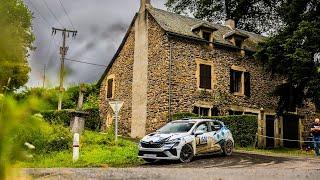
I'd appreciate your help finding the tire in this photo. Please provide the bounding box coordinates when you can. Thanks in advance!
[143,158,158,163]
[222,139,233,156]
[179,144,194,163]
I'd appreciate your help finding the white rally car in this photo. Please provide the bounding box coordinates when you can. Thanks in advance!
[138,118,234,163]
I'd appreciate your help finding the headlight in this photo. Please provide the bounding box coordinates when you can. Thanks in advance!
[164,138,181,148]
[165,138,181,144]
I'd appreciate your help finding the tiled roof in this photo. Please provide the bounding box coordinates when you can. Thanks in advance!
[147,6,266,51]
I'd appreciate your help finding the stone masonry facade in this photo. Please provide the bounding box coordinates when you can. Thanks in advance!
[99,1,317,147]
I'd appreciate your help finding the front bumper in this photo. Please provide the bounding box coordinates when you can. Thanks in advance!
[138,144,181,160]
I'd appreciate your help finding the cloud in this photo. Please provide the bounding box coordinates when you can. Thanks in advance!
[24,0,166,87]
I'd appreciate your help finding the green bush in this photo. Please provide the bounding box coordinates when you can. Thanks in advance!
[41,108,102,131]
[173,112,258,147]
[14,114,72,154]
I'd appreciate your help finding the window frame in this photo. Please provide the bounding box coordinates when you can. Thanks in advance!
[230,65,250,96]
[196,59,216,91]
[105,74,115,99]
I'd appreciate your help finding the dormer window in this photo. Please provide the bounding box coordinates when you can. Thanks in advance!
[191,22,217,45]
[202,31,212,42]
[235,38,243,48]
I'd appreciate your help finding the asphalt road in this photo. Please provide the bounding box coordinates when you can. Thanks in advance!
[23,152,320,180]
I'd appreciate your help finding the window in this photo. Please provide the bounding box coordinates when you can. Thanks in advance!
[195,123,209,133]
[199,64,212,89]
[202,31,211,42]
[106,78,113,98]
[193,106,219,116]
[196,59,216,91]
[235,38,243,48]
[228,110,243,115]
[230,67,250,96]
[209,121,222,131]
[232,70,242,93]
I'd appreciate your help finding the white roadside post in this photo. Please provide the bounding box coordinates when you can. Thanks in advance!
[73,133,80,162]
[109,101,124,142]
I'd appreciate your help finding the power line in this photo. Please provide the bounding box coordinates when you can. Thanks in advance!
[57,0,75,30]
[27,0,52,27]
[42,0,64,27]
[65,58,107,67]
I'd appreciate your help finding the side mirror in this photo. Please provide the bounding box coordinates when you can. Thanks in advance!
[194,130,204,136]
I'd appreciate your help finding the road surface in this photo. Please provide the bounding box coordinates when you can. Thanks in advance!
[23,152,320,180]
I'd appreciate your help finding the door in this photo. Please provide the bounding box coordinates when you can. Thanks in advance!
[266,115,275,148]
[194,122,211,154]
[283,114,299,148]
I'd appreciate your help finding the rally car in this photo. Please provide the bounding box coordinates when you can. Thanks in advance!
[138,118,234,163]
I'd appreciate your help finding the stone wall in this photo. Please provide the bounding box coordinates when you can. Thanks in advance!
[168,36,281,116]
[99,27,135,136]
[146,14,171,133]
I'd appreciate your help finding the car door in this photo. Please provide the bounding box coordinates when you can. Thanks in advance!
[208,121,224,151]
[194,122,212,154]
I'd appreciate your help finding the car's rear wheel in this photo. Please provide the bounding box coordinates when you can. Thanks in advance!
[222,139,233,156]
[179,144,194,163]
[143,158,157,163]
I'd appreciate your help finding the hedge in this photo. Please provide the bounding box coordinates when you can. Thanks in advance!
[41,108,102,131]
[173,112,258,147]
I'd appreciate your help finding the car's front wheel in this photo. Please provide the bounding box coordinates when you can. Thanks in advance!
[222,139,233,156]
[179,144,194,163]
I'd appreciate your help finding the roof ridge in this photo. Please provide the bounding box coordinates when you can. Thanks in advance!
[148,6,264,38]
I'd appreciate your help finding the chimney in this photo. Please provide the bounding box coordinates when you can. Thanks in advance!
[139,0,151,12]
[225,19,236,29]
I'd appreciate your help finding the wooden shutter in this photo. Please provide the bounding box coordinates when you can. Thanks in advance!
[244,72,251,97]
[199,64,211,89]
[107,79,113,98]
[230,69,234,93]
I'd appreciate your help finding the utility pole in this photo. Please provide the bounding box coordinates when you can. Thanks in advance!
[52,27,77,110]
[42,64,46,88]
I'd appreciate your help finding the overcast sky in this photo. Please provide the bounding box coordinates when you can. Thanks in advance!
[23,0,166,88]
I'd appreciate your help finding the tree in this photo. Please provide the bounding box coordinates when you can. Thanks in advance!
[0,0,34,93]
[255,0,320,114]
[165,0,281,34]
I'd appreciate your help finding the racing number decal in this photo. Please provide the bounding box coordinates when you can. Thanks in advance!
[200,135,208,144]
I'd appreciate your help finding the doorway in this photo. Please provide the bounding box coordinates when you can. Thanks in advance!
[282,114,299,148]
[266,115,275,148]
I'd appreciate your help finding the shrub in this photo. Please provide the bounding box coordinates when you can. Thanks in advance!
[172,112,258,147]
[15,114,72,154]
[41,108,102,131]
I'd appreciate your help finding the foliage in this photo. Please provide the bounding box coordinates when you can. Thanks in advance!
[16,131,142,168]
[41,108,102,131]
[0,0,34,92]
[14,83,100,110]
[255,0,320,114]
[165,0,281,34]
[0,95,45,179]
[15,115,72,154]
[173,113,258,147]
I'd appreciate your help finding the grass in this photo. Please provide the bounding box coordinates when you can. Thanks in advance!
[15,131,143,168]
[236,146,317,158]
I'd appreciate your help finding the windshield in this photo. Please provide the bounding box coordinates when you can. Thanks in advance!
[158,122,195,134]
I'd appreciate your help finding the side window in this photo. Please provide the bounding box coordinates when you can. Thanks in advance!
[209,122,222,131]
[195,123,209,133]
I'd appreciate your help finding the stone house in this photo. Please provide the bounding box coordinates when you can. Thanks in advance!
[98,0,317,148]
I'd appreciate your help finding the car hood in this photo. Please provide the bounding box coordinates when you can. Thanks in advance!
[141,132,189,143]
